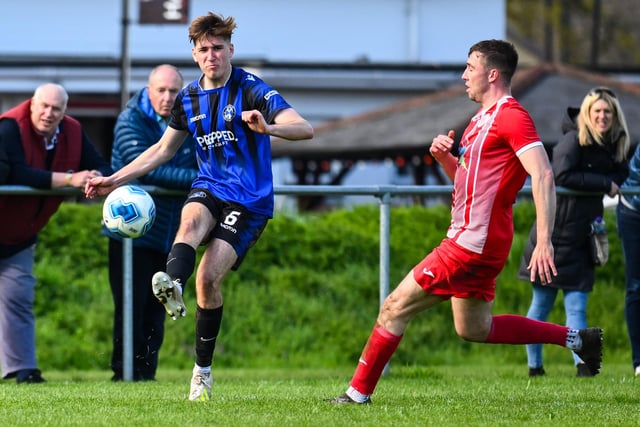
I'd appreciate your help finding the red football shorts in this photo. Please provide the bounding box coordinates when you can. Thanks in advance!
[412,238,506,302]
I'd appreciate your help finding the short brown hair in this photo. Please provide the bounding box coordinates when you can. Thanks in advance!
[468,39,518,85]
[188,12,237,45]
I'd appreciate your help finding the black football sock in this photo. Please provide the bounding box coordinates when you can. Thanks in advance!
[165,242,196,285]
[195,305,223,367]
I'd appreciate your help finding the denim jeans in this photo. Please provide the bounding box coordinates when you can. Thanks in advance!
[526,285,588,368]
[617,202,640,370]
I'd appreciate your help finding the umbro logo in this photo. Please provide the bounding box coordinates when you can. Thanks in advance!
[423,268,435,278]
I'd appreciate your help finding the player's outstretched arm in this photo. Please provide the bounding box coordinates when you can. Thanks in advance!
[85,128,187,199]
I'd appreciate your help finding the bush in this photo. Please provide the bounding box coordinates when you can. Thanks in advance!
[32,200,630,372]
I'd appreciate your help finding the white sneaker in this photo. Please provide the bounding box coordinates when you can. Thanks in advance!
[635,366,640,377]
[189,367,212,401]
[152,272,186,320]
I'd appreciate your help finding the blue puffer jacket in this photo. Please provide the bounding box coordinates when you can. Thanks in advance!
[622,144,640,210]
[103,87,198,253]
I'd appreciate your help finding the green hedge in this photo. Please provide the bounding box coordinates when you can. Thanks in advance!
[32,200,630,372]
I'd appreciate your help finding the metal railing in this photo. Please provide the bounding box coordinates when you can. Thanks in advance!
[1,184,638,380]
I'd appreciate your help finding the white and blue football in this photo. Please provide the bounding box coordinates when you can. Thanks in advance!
[102,185,156,238]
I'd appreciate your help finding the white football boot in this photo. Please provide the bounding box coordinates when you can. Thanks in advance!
[151,272,186,320]
[189,366,212,401]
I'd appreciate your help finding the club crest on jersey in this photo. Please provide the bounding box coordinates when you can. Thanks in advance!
[222,105,236,122]
[458,146,468,170]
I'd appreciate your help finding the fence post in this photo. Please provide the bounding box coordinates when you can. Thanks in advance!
[378,191,391,376]
[122,238,134,381]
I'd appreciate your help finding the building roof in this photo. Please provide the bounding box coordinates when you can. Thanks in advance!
[272,63,640,160]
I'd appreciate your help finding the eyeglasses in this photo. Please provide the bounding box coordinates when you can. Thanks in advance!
[589,87,616,98]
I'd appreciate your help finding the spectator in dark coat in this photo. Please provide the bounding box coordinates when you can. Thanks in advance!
[519,87,629,377]
[106,64,198,381]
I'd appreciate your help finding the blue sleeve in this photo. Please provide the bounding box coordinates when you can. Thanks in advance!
[244,81,292,124]
[168,89,190,132]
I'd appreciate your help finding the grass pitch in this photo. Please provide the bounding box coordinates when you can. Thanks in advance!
[1,364,638,426]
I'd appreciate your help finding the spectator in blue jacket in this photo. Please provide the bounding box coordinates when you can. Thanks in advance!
[617,144,640,377]
[106,64,197,381]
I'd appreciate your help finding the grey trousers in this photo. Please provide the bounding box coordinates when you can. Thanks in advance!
[0,245,37,378]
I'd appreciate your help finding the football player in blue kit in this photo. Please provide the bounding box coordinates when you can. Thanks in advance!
[85,11,313,400]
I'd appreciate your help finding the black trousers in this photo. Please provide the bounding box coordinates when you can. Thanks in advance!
[108,238,168,381]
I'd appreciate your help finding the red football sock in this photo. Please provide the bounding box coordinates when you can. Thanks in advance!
[350,323,403,395]
[485,314,569,345]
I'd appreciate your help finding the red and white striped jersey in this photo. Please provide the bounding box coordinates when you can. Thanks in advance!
[447,96,543,259]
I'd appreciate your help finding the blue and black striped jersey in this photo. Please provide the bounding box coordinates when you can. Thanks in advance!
[169,66,291,217]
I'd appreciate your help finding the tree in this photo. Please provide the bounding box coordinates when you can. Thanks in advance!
[508,0,640,69]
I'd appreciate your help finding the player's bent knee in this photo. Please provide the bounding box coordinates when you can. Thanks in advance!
[455,324,489,342]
